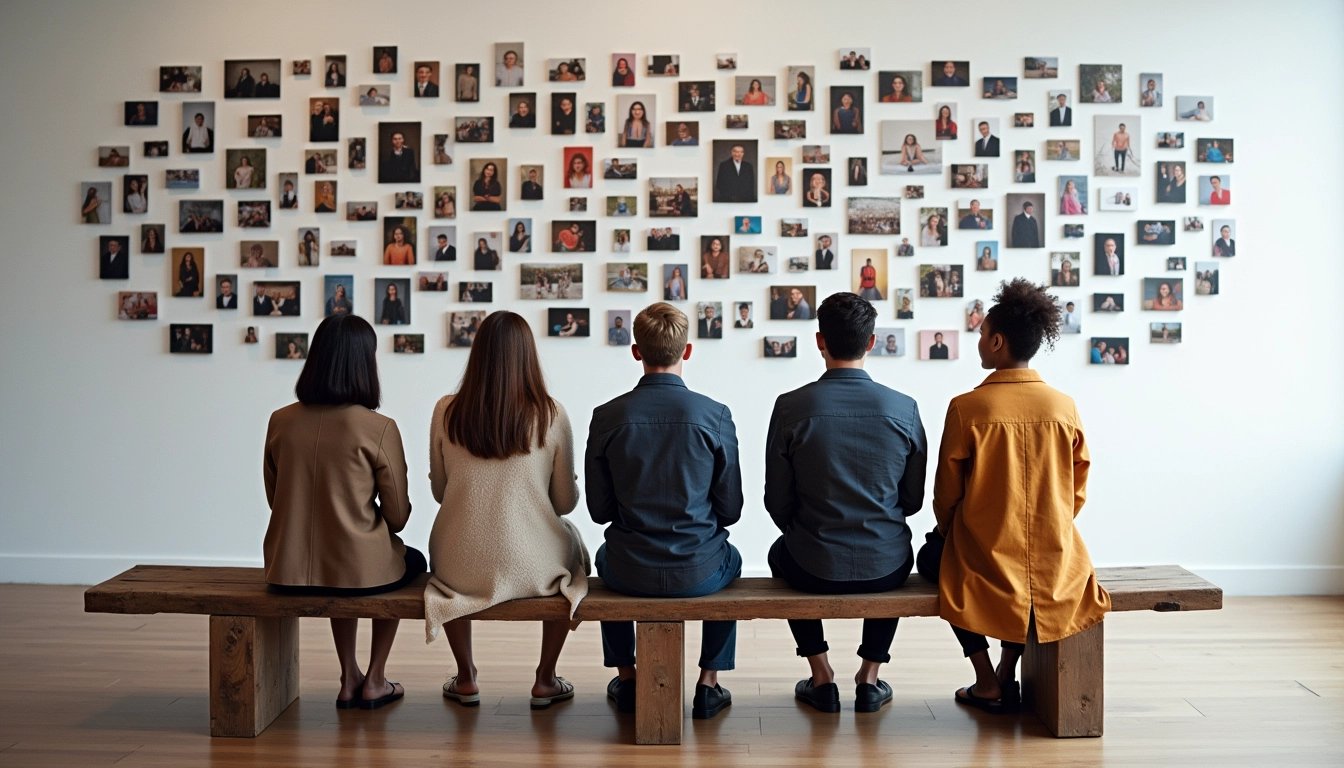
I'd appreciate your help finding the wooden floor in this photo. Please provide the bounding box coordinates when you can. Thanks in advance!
[1,586,1341,767]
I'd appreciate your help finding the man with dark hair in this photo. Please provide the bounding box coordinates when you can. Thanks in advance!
[586,302,743,721]
[1010,200,1041,248]
[713,143,756,203]
[973,121,1000,157]
[764,292,927,714]
[380,130,419,183]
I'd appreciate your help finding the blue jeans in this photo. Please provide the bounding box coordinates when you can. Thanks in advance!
[596,543,741,671]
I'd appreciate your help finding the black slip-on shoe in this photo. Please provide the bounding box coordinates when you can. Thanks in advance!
[855,680,893,713]
[794,678,841,713]
[606,676,635,713]
[692,683,732,719]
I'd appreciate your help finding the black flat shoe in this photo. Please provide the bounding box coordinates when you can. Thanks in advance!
[1001,680,1022,712]
[855,680,892,713]
[692,683,731,719]
[606,676,635,713]
[794,678,841,713]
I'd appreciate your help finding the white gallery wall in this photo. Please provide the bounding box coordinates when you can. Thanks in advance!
[1,0,1341,594]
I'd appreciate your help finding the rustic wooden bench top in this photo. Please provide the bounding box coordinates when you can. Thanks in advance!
[85,564,1221,620]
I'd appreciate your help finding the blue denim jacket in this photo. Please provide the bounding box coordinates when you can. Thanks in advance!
[586,373,742,592]
[764,368,927,581]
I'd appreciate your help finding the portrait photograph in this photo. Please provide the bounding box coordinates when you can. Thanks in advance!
[1024,57,1058,79]
[143,141,169,157]
[562,146,594,189]
[239,240,278,269]
[97,235,130,280]
[1168,256,1188,271]
[761,156,795,196]
[392,334,425,354]
[870,328,905,358]
[1079,64,1123,103]
[711,139,758,203]
[427,225,457,262]
[895,288,915,319]
[1051,251,1082,286]
[931,60,969,87]
[323,55,346,88]
[982,77,1018,99]
[377,122,421,184]
[454,63,480,102]
[120,174,148,215]
[1176,96,1214,122]
[448,312,487,347]
[699,235,731,279]
[612,229,631,252]
[457,281,492,302]
[1005,193,1046,248]
[547,58,586,82]
[606,262,649,292]
[879,120,941,175]
[1142,278,1185,311]
[170,324,213,355]
[647,227,679,250]
[678,80,716,112]
[506,93,536,129]
[551,220,596,253]
[117,292,157,320]
[1045,139,1081,161]
[225,148,266,190]
[503,218,530,254]
[1096,115,1142,176]
[248,114,281,138]
[1046,89,1074,127]
[238,200,271,228]
[739,246,776,274]
[244,326,259,344]
[1137,219,1176,246]
[956,197,993,231]
[303,148,337,175]
[1196,138,1233,163]
[431,134,452,165]
[1094,233,1126,276]
[603,310,634,346]
[1060,299,1081,334]
[918,330,959,361]
[668,120,700,146]
[275,332,308,360]
[374,277,411,325]
[802,145,831,164]
[1157,131,1185,149]
[725,113,748,129]
[357,84,390,107]
[950,164,988,189]
[1139,73,1163,107]
[615,94,656,148]
[1064,224,1085,239]
[729,301,754,329]
[433,186,458,217]
[394,190,422,210]
[470,232,502,270]
[331,240,356,257]
[662,264,689,301]
[296,227,320,267]
[779,66,816,111]
[917,207,949,247]
[716,53,737,70]
[1014,149,1036,183]
[124,101,158,127]
[382,216,417,265]
[323,276,354,316]
[550,92,578,135]
[181,101,215,154]
[734,216,762,234]
[773,120,805,140]
[648,176,698,217]
[177,200,223,233]
[1093,293,1124,312]
[838,48,872,70]
[416,272,449,292]
[734,76,776,107]
[764,337,797,358]
[918,264,963,298]
[604,158,636,179]
[253,280,299,316]
[966,299,986,332]
[852,249,887,301]
[294,60,312,77]
[1212,219,1236,258]
[1014,112,1035,128]
[346,201,377,221]
[412,61,440,98]
[373,46,398,74]
[830,86,864,134]
[611,54,636,87]
[648,54,679,77]
[224,59,281,99]
[1098,186,1137,211]
[1057,175,1089,215]
[520,263,583,300]
[782,218,808,237]
[848,197,901,235]
[159,66,202,93]
[98,146,129,167]
[1199,175,1232,205]
[1150,323,1182,344]
[1195,263,1220,296]
[801,167,832,208]
[138,223,165,254]
[971,118,1001,157]
[468,158,508,212]
[695,302,724,339]
[768,285,817,320]
[877,71,921,103]
[975,240,999,271]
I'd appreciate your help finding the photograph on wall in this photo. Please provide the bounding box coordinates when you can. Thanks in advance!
[1045,90,1073,126]
[700,235,730,279]
[373,45,398,74]
[661,264,689,301]
[80,181,112,224]
[971,118,1001,156]
[468,158,507,211]
[546,58,586,82]
[1024,57,1057,79]
[1005,193,1045,248]
[1060,299,1081,334]
[160,66,202,93]
[449,312,486,347]
[304,148,337,174]
[294,59,312,76]
[668,120,700,146]
[117,292,158,320]
[1090,337,1130,365]
[1198,175,1232,205]
[895,288,914,318]
[728,302,753,328]
[607,262,648,292]
[1157,131,1184,149]
[614,94,655,148]
[181,101,215,153]
[144,140,169,157]
[1196,138,1232,164]
[838,48,871,69]
[775,66,813,111]
[801,167,832,208]
[97,235,129,280]
[1064,224,1085,239]
[982,77,1017,99]
[648,54,679,76]
[966,299,986,332]
[918,264,963,298]
[1176,96,1214,121]
[1057,176,1088,215]
[323,276,354,316]
[933,103,958,140]
[457,281,491,302]
[918,207,948,247]
[1045,139,1080,161]
[1142,278,1185,311]
[546,308,589,337]
[124,101,158,126]
[830,86,863,134]
[1138,73,1163,107]
[170,324,213,354]
[1051,252,1081,286]
[769,286,817,320]
[1093,293,1124,312]
[551,220,596,252]
[323,55,346,87]
[331,240,356,257]
[725,113,748,129]
[611,53,635,86]
[213,275,238,311]
[239,240,278,268]
[247,114,281,138]
[139,223,164,254]
[225,149,266,190]
[348,138,367,169]
[504,219,530,253]
[647,227,679,250]
[1167,256,1188,271]
[1137,219,1175,245]
[739,246,776,274]
[1195,263,1220,296]
[696,302,724,339]
[1150,323,1181,344]
[847,157,868,186]
[431,186,457,218]
[551,92,577,135]
[848,197,901,235]
[734,216,761,234]
[950,164,987,189]
[392,334,425,354]
[918,330,958,360]
[975,241,998,271]
[430,134,453,166]
[275,332,308,360]
[604,157,636,179]
[238,200,271,228]
[411,61,440,98]
[394,190,422,210]
[511,94,539,130]
[874,71,919,104]
[253,280,300,316]
[1014,112,1034,127]
[931,60,969,86]
[759,156,793,195]
[224,59,280,98]
[178,200,223,233]
[612,229,631,252]
[648,177,698,217]
[956,197,992,230]
[120,175,148,214]
[562,146,594,189]
[605,310,632,345]
[97,146,129,167]
[346,201,377,221]
[782,218,809,238]
[764,337,797,358]
[1098,186,1137,211]
[852,249,887,301]
[454,63,480,101]
[382,217,416,265]
[1212,219,1236,258]
[785,254,809,272]
[308,97,339,141]
[711,140,758,203]
[378,122,421,183]
[870,328,905,357]
[470,233,501,270]
[678,80,715,112]
[1094,115,1140,176]
[296,228,319,266]
[373,278,410,325]
[1094,233,1125,276]
[520,263,583,300]
[244,326,259,344]
[1079,64,1122,103]
[734,76,776,106]
[1013,149,1036,182]
[358,84,391,106]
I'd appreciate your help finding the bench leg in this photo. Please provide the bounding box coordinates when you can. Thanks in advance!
[1022,619,1103,737]
[209,615,299,737]
[634,621,684,745]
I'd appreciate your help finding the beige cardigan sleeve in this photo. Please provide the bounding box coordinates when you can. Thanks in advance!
[549,404,580,516]
[428,395,451,505]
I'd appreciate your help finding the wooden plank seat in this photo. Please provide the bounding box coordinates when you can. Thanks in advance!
[85,564,1221,743]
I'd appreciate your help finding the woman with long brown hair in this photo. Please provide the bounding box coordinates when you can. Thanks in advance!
[426,311,588,710]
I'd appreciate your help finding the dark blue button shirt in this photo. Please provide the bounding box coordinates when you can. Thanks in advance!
[764,368,927,581]
[586,373,743,592]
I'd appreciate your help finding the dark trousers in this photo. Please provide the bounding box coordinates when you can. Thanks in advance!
[767,537,912,663]
[949,622,1026,658]
[1114,149,1126,171]
[268,546,427,597]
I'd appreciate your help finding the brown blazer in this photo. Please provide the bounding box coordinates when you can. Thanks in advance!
[263,403,412,589]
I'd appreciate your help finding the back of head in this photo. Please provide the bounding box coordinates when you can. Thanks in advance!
[295,314,380,408]
[446,311,554,458]
[634,302,688,367]
[817,292,875,360]
[985,278,1061,361]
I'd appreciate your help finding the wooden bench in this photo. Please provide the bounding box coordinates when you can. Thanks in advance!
[84,564,1220,744]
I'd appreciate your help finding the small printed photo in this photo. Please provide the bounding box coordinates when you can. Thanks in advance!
[1006,193,1046,248]
[1093,293,1124,312]
[458,281,492,302]
[607,309,632,345]
[392,334,425,354]
[346,201,378,221]
[1023,57,1058,79]
[98,235,130,280]
[124,101,158,126]
[816,232,839,267]
[1176,96,1214,122]
[1014,149,1036,182]
[662,264,689,301]
[878,71,921,103]
[468,157,507,211]
[766,157,794,195]
[1063,224,1085,239]
[181,101,216,151]
[1212,219,1236,257]
[648,54,680,76]
[895,288,915,318]
[1089,337,1130,365]
[880,119,944,174]
[238,200,271,228]
[918,263,963,297]
[117,291,158,320]
[470,232,502,270]
[716,53,737,70]
[734,216,762,234]
[735,76,776,106]
[347,137,367,169]
[303,148,337,174]
[781,218,808,237]
[870,328,906,357]
[904,186,924,199]
[739,246,777,274]
[649,176,698,217]
[1196,138,1233,163]
[966,299,986,332]
[248,114,282,138]
[647,226,680,250]
[612,229,632,252]
[774,120,806,140]
[1094,233,1125,275]
[374,277,411,325]
[918,330,958,360]
[412,61,440,98]
[679,80,716,112]
[275,332,308,360]
[1195,263,1220,296]
[417,271,449,292]
[1094,115,1141,176]
[615,94,656,148]
[668,120,700,145]
[1060,299,1082,334]
[395,190,423,210]
[1051,251,1081,286]
[550,92,577,135]
[454,63,480,101]
[1058,176,1089,215]
[160,66,203,93]
[1139,73,1163,107]
[226,148,266,189]
[802,145,831,164]
[382,217,417,265]
[732,301,755,328]
[297,227,320,267]
[170,324,213,354]
[611,54,636,87]
[1143,278,1184,311]
[975,241,998,271]
[1150,323,1182,344]
[918,207,949,247]
[140,223,165,253]
[847,157,869,186]
[607,262,649,292]
[786,255,810,272]
[848,197,902,235]
[1047,90,1073,126]
[562,146,594,189]
[956,197,992,230]
[143,141,169,157]
[432,134,453,165]
[1099,186,1138,211]
[448,312,487,347]
[725,113,748,129]
[950,163,988,189]
[801,167,832,208]
[455,116,493,143]
[324,276,354,316]
[764,336,798,358]
[831,87,864,133]
[551,220,596,252]
[520,262,583,300]
[769,285,817,320]
[239,240,278,268]
[1156,131,1185,149]
[99,146,130,167]
[547,58,586,82]
[504,219,530,253]
[178,200,223,233]
[787,66,816,110]
[122,174,149,214]
[1014,112,1035,128]
[1079,64,1122,103]
[839,48,872,70]
[696,302,724,339]
[331,240,356,257]
[308,98,340,143]
[224,59,281,99]
[853,249,887,300]
[982,77,1018,99]
[931,60,969,86]
[244,326,259,344]
[1137,219,1175,245]
[1167,256,1188,271]
[373,45,398,75]
[434,186,458,217]
[604,157,637,179]
[1199,175,1232,205]
[323,56,346,87]
[1045,139,1081,161]
[253,280,300,316]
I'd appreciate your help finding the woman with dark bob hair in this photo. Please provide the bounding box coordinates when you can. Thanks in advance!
[426,311,589,710]
[263,313,426,710]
